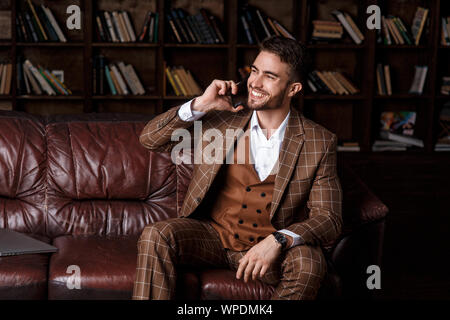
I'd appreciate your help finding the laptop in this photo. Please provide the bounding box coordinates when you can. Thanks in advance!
[0,228,58,257]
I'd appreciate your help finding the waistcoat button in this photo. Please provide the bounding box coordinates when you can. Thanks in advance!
[239,219,243,224]
[234,234,239,239]
[246,187,251,192]
[261,192,266,197]
[256,209,262,214]
[242,204,247,209]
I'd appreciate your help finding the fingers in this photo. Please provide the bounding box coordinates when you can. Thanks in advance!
[243,261,256,283]
[236,256,248,280]
[259,264,268,279]
[252,263,263,281]
[214,80,238,96]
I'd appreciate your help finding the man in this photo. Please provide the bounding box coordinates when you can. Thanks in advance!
[133,36,342,300]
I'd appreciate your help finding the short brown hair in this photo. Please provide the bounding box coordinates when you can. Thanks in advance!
[259,36,309,83]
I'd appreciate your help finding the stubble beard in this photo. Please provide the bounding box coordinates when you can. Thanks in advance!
[246,85,288,111]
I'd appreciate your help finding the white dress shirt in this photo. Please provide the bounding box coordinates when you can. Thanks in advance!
[177,99,304,248]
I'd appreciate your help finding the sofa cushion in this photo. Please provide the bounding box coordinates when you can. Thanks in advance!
[48,235,139,299]
[0,233,51,300]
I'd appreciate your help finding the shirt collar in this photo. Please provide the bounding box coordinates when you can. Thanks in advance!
[250,109,291,142]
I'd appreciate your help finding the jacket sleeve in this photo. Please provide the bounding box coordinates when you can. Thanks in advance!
[139,105,196,153]
[285,134,343,247]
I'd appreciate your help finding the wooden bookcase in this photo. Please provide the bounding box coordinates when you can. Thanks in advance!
[0,0,449,154]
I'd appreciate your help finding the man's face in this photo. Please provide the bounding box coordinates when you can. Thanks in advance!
[246,51,292,110]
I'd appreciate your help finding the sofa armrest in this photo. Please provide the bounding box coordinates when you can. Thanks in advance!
[340,165,389,236]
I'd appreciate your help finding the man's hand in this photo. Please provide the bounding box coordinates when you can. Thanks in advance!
[192,79,245,114]
[236,234,283,283]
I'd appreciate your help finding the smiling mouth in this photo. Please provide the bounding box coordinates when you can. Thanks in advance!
[250,88,268,99]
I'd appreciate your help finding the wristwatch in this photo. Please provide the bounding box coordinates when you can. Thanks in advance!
[272,231,287,250]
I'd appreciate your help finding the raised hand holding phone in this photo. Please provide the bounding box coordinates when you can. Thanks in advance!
[191,79,246,114]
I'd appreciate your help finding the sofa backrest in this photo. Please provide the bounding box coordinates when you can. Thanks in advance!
[0,112,46,235]
[0,112,180,238]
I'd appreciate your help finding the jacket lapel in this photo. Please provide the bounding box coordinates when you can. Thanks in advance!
[270,107,305,220]
[182,109,252,217]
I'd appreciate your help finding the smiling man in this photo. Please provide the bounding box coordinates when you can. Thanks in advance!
[133,36,342,300]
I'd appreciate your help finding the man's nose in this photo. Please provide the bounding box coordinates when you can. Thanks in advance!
[251,74,263,88]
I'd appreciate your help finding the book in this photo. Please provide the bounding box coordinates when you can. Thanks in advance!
[412,7,428,45]
[166,66,181,96]
[167,14,182,43]
[409,66,428,94]
[380,111,417,136]
[104,65,117,95]
[104,11,118,42]
[138,12,151,42]
[121,11,136,42]
[23,62,41,94]
[384,65,392,95]
[126,64,145,95]
[24,59,55,95]
[380,130,424,147]
[331,10,362,44]
[26,0,48,41]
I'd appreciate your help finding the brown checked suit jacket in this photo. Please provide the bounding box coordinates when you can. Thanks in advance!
[139,104,342,248]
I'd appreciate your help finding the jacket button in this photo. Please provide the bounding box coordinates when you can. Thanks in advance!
[253,223,258,228]
[256,209,262,214]
[249,237,255,242]
[242,204,247,209]
[234,234,239,239]
[238,219,243,224]
[261,192,266,197]
[246,187,251,192]
[196,197,202,203]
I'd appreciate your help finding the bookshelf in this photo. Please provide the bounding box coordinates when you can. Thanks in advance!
[0,0,449,154]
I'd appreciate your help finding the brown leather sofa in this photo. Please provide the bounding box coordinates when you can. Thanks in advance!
[0,110,388,300]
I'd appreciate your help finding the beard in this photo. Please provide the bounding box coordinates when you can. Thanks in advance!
[246,85,289,111]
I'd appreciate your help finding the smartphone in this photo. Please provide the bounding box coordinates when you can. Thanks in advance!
[230,76,249,109]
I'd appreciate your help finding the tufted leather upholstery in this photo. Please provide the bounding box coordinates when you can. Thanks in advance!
[0,111,388,300]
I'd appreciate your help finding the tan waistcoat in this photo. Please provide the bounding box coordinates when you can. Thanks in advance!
[209,121,277,251]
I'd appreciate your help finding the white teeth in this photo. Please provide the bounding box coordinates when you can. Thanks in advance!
[251,90,266,98]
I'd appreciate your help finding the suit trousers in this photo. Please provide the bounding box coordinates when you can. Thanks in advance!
[132,217,327,300]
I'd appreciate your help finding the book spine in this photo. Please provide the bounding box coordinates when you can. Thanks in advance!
[200,8,219,43]
[42,5,67,42]
[15,16,24,42]
[209,15,225,43]
[27,0,48,41]
[24,12,39,42]
[256,9,271,39]
[118,61,137,95]
[23,63,41,94]
[153,13,159,43]
[332,10,361,44]
[98,11,111,42]
[110,63,129,94]
[104,65,117,95]
[240,15,254,44]
[186,15,201,44]
[126,64,145,95]
[18,14,30,42]
[96,15,105,42]
[122,11,136,42]
[37,5,58,41]
[148,14,155,43]
[177,9,196,43]
[171,10,189,43]
[167,14,182,43]
[104,11,118,42]
[165,66,180,96]
[99,56,105,95]
[138,12,151,42]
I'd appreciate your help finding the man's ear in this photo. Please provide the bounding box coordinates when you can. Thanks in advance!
[288,82,302,97]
